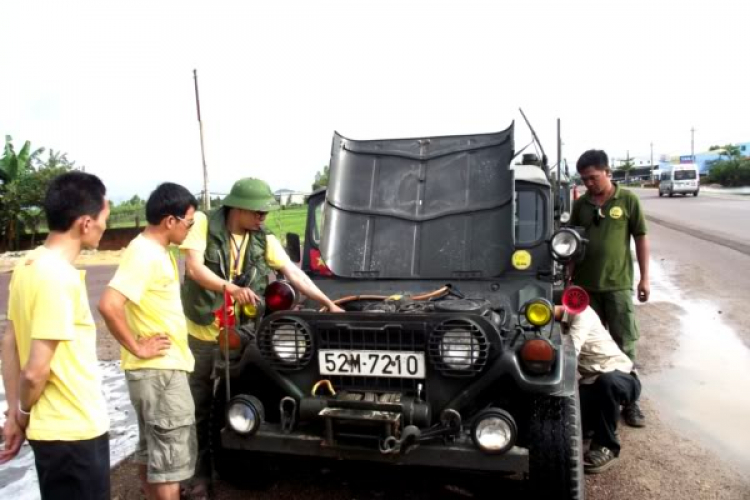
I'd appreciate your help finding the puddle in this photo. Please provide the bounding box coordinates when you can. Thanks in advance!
[643,259,750,471]
[0,361,137,499]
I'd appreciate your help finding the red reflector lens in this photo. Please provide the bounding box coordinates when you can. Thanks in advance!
[218,327,242,351]
[521,339,555,362]
[265,281,296,311]
[562,285,590,315]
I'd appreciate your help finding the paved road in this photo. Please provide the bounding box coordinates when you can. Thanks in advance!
[631,187,750,255]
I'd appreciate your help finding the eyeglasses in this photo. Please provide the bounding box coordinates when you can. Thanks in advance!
[252,211,269,218]
[593,207,605,226]
[176,216,195,228]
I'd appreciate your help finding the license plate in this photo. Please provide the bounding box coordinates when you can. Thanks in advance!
[318,350,425,379]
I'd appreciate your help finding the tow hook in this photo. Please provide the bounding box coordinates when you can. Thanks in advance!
[379,410,463,455]
[379,425,421,455]
[280,397,297,434]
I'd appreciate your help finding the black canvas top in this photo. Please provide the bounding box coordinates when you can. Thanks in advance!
[321,123,515,279]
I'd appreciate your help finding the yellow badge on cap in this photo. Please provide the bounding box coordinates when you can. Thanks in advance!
[609,206,623,219]
[512,250,532,270]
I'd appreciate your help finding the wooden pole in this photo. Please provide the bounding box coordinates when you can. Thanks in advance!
[194,69,211,211]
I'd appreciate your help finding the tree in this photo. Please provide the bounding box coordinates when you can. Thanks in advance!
[0,137,74,249]
[617,158,636,184]
[709,144,741,160]
[312,165,330,191]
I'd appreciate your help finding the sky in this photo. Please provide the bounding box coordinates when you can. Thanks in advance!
[1,0,748,202]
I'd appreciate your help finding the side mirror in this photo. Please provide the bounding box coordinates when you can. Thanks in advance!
[285,232,301,264]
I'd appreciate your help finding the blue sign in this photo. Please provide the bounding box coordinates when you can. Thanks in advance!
[680,155,695,163]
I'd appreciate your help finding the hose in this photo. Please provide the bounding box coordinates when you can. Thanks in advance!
[319,286,450,312]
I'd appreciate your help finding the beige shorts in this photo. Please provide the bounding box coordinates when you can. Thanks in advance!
[126,369,197,483]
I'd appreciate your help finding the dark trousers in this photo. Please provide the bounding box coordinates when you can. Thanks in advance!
[579,372,641,455]
[29,432,110,500]
[188,336,219,481]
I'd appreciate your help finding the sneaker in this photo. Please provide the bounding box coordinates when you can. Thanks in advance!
[584,444,619,474]
[622,401,646,428]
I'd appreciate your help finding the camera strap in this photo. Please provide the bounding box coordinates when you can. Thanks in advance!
[229,232,248,279]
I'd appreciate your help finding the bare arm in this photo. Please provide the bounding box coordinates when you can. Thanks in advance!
[280,263,344,312]
[98,287,171,359]
[184,249,256,305]
[634,235,650,302]
[0,322,25,463]
[19,338,59,419]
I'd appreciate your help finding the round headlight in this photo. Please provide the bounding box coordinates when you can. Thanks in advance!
[227,395,264,435]
[550,228,583,261]
[272,323,309,363]
[551,230,579,260]
[439,330,479,371]
[524,299,553,327]
[471,409,517,454]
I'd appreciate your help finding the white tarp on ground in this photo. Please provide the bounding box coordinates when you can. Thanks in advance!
[0,361,137,500]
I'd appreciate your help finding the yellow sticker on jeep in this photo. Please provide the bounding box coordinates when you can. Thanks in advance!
[512,250,532,270]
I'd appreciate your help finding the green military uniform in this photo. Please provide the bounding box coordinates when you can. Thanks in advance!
[570,183,647,361]
[180,178,279,488]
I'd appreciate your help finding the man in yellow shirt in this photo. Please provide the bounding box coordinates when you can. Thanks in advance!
[180,177,343,498]
[99,183,198,500]
[1,172,111,500]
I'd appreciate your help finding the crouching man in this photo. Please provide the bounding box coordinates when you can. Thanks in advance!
[99,183,199,499]
[556,305,642,474]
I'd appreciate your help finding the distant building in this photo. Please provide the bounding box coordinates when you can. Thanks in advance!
[657,142,750,176]
[611,156,658,183]
[274,189,310,207]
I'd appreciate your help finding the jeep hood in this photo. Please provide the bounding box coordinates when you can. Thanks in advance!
[321,123,515,279]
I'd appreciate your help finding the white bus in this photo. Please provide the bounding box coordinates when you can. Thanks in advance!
[658,163,700,197]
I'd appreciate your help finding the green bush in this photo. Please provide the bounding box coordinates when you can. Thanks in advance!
[707,159,750,187]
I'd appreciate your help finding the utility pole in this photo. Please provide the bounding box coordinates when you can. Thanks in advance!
[650,142,654,180]
[691,126,695,159]
[650,143,653,167]
[194,69,211,211]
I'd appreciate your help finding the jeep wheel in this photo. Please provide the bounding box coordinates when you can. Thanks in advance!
[658,190,664,197]
[528,392,584,500]
[694,190,699,197]
[668,190,674,197]
[210,382,275,488]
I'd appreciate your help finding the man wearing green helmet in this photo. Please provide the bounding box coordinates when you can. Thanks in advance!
[179,177,343,499]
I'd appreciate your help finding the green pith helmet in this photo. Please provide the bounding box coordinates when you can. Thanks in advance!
[223,177,280,212]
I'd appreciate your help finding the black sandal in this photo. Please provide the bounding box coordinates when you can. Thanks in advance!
[584,445,619,474]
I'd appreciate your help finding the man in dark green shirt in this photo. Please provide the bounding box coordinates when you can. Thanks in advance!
[570,149,650,428]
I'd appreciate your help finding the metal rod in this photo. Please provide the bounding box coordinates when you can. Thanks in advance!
[194,69,211,211]
[518,108,549,178]
[556,118,562,212]
[223,286,230,401]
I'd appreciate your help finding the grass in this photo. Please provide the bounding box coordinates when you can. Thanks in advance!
[265,207,307,240]
[19,206,310,245]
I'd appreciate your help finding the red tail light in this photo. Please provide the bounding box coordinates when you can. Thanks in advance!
[562,285,589,315]
[265,281,296,312]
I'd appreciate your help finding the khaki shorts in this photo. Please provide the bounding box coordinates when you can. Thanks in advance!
[126,369,197,483]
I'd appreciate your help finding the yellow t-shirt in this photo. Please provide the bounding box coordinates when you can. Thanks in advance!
[108,234,195,372]
[7,246,109,441]
[179,211,291,342]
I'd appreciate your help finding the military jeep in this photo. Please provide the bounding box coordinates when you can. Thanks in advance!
[212,122,585,499]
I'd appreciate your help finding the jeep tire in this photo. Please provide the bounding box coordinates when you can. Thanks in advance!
[528,392,585,500]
